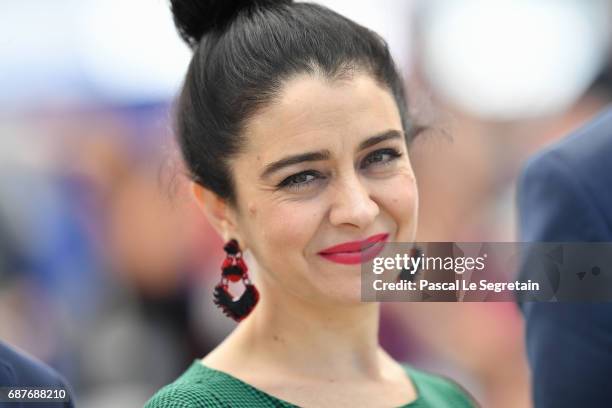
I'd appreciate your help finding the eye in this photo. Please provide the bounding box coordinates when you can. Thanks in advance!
[360,148,403,169]
[276,170,325,191]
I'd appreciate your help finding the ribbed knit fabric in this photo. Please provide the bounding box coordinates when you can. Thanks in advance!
[145,360,476,407]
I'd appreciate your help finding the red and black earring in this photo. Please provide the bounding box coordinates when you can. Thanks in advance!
[213,239,260,322]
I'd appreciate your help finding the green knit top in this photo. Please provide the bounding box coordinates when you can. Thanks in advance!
[145,360,476,407]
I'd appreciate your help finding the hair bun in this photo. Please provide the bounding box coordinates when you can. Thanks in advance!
[170,0,293,49]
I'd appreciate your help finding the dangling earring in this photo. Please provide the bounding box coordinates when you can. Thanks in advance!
[397,245,423,282]
[213,239,259,322]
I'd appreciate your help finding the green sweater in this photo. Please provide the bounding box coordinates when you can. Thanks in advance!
[145,360,476,407]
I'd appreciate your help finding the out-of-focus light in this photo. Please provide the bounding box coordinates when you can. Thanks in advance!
[0,0,412,108]
[0,0,191,108]
[420,0,611,120]
[76,0,191,103]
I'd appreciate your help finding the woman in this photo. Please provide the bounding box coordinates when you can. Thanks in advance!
[146,0,476,406]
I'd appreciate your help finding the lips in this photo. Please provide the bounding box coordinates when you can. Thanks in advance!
[318,233,389,265]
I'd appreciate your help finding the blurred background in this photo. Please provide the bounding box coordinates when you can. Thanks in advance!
[0,0,610,406]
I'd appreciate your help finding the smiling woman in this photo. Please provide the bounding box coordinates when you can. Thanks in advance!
[145,1,476,407]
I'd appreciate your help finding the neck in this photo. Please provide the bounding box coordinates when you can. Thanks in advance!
[228,278,386,381]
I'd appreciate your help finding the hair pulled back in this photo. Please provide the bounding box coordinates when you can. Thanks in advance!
[170,0,412,207]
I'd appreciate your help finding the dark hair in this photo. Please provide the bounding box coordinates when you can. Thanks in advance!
[170,0,414,208]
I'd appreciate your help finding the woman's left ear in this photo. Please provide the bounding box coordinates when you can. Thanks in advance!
[191,181,243,244]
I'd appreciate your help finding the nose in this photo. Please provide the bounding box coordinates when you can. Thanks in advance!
[328,172,379,229]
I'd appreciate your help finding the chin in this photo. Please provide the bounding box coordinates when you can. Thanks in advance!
[317,279,367,306]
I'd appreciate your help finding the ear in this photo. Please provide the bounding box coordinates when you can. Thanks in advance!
[191,181,242,244]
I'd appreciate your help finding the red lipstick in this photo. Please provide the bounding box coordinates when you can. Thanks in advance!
[318,233,389,265]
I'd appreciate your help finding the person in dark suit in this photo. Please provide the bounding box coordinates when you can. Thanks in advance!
[0,341,74,407]
[516,106,612,407]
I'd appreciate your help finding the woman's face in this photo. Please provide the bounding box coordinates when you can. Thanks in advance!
[229,73,418,305]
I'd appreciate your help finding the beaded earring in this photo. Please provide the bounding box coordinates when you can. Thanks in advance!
[213,239,260,321]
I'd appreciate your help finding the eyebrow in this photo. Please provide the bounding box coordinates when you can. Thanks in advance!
[259,129,403,180]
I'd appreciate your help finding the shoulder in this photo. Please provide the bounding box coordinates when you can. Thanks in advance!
[0,341,67,387]
[145,382,223,408]
[0,342,75,407]
[404,365,477,408]
[520,105,612,186]
[517,106,612,240]
[546,105,612,164]
[145,362,243,408]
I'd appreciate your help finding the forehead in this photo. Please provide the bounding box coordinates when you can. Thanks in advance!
[242,73,403,157]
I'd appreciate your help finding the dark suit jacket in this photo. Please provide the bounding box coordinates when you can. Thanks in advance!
[517,106,612,408]
[0,341,74,408]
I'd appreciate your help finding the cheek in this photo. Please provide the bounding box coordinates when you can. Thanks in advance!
[395,175,418,211]
[247,198,323,256]
[246,199,327,294]
[379,173,418,232]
